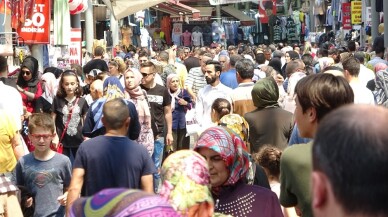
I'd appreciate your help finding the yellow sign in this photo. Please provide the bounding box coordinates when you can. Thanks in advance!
[351,1,362,24]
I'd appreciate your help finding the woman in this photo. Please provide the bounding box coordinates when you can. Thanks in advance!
[210,98,231,125]
[195,126,283,217]
[16,56,43,115]
[70,188,180,217]
[82,77,140,140]
[35,72,58,113]
[124,68,154,156]
[160,150,215,217]
[167,74,192,151]
[281,51,299,78]
[108,57,127,87]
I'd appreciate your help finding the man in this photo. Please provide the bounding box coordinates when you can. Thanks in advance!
[196,60,232,130]
[140,61,173,192]
[367,35,388,67]
[89,79,103,102]
[342,56,375,105]
[218,54,230,73]
[264,48,272,63]
[157,51,176,86]
[0,56,24,174]
[231,59,256,116]
[67,98,156,214]
[228,45,237,56]
[183,47,201,72]
[185,52,213,102]
[354,52,375,87]
[220,54,243,89]
[281,60,306,113]
[311,105,388,217]
[82,46,109,76]
[280,73,354,217]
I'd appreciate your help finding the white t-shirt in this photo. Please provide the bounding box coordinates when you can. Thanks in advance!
[350,81,375,105]
[0,81,23,130]
[358,64,375,87]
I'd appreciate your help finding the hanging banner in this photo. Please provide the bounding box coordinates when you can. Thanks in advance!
[209,0,255,5]
[17,0,50,44]
[258,0,277,24]
[342,3,352,30]
[68,28,82,65]
[351,1,362,24]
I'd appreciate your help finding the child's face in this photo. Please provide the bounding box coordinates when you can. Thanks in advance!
[62,75,78,96]
[29,127,55,152]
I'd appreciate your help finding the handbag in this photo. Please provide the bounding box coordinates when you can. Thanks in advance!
[51,98,79,153]
[0,37,13,56]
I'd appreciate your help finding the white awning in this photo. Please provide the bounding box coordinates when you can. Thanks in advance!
[102,0,167,20]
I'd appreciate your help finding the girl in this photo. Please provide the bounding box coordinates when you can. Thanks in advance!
[52,70,89,162]
[35,72,58,113]
[167,74,192,151]
[124,68,154,156]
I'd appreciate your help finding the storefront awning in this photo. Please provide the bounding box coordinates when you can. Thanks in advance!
[102,0,167,20]
[153,0,202,19]
[221,6,255,26]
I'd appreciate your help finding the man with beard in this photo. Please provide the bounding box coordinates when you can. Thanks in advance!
[195,60,233,131]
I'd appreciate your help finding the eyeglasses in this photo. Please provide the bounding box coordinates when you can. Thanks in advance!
[30,134,54,140]
[22,70,31,76]
[141,72,154,77]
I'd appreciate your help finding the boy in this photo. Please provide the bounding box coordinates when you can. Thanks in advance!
[15,113,71,216]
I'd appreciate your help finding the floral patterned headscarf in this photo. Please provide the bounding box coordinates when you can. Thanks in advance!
[70,188,180,217]
[194,126,251,187]
[160,150,213,214]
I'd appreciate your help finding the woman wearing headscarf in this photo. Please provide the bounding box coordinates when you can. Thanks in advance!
[16,56,43,114]
[160,150,216,217]
[124,68,154,156]
[82,77,140,140]
[69,188,180,217]
[167,73,192,151]
[244,77,294,153]
[35,72,58,113]
[195,126,283,217]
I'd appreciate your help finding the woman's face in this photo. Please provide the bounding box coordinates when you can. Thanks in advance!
[21,67,32,81]
[285,53,291,63]
[109,63,119,76]
[62,75,78,96]
[124,70,137,90]
[197,147,229,187]
[169,77,179,92]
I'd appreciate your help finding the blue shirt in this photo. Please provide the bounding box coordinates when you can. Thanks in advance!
[220,68,238,89]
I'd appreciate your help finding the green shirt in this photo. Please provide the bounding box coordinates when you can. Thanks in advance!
[280,141,313,217]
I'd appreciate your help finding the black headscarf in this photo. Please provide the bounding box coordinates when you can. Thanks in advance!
[17,56,40,92]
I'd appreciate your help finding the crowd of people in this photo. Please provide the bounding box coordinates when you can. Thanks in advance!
[1,31,388,217]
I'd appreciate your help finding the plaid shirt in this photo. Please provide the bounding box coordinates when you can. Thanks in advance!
[0,174,18,194]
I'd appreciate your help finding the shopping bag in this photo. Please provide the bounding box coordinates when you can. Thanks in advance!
[185,107,200,136]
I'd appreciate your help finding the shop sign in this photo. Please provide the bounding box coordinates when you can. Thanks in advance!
[351,1,362,25]
[172,23,182,35]
[68,28,82,65]
[17,0,50,44]
[257,0,276,24]
[171,16,210,22]
[342,3,352,30]
[364,7,371,26]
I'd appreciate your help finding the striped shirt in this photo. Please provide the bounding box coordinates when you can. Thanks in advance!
[184,67,207,96]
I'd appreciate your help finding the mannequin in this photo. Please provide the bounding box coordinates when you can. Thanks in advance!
[171,24,182,46]
[182,30,192,47]
[192,29,204,47]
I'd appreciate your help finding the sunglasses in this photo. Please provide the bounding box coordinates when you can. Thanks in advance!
[22,70,31,76]
[30,134,54,140]
[141,72,154,77]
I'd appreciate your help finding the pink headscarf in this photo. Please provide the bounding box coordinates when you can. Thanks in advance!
[40,72,58,104]
[374,63,388,73]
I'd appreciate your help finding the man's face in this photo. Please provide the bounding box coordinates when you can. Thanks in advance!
[184,49,190,58]
[204,64,219,85]
[219,56,228,71]
[138,56,148,64]
[201,56,212,73]
[140,66,155,85]
[210,49,216,59]
[295,96,311,138]
[264,51,271,61]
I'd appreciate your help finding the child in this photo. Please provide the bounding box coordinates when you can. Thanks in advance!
[15,113,71,217]
[52,70,89,162]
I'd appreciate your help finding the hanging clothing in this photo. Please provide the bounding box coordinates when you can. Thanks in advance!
[54,0,71,45]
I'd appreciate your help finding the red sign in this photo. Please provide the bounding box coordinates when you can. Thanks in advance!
[68,28,82,65]
[342,3,352,30]
[17,0,50,44]
[258,0,276,24]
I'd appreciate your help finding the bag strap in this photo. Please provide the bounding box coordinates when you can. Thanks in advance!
[59,98,79,143]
